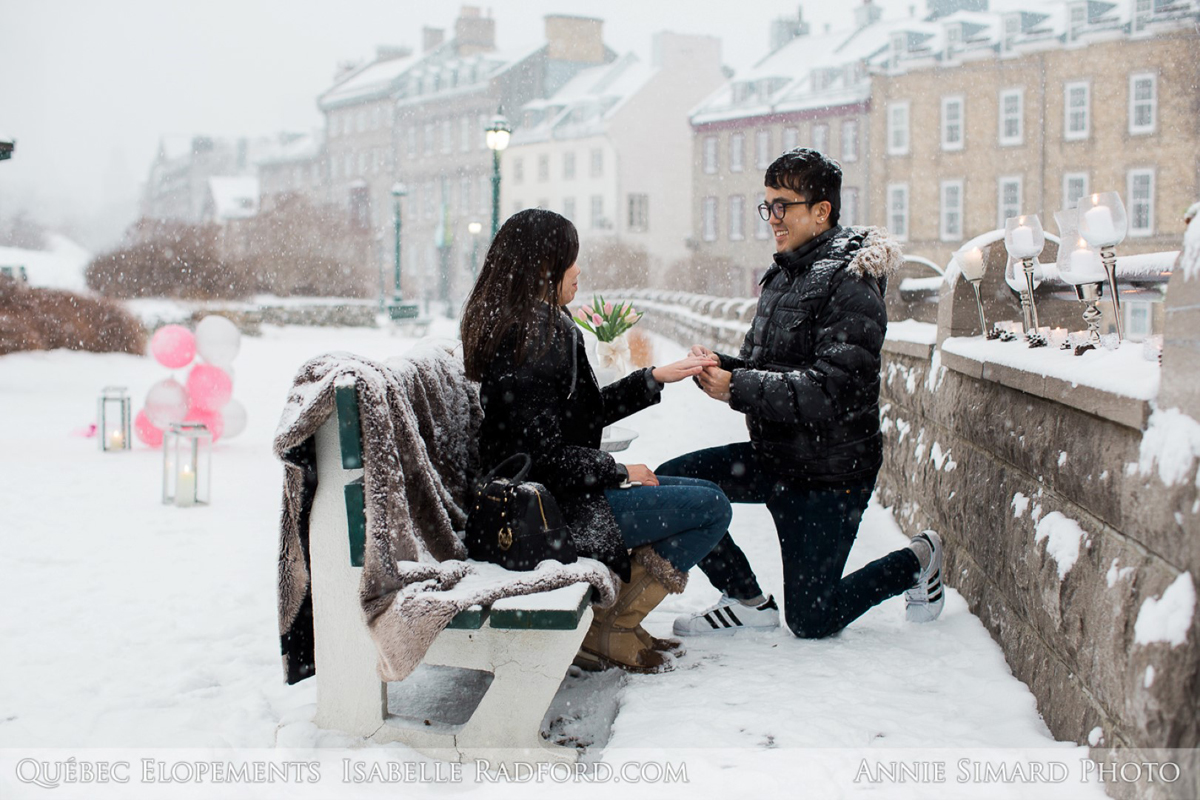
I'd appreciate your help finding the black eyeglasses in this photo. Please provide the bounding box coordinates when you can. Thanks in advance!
[757,199,814,221]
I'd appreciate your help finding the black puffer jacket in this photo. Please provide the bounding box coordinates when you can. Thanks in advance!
[477,306,662,581]
[720,226,902,483]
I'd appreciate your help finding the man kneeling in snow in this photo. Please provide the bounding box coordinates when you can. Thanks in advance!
[658,148,945,638]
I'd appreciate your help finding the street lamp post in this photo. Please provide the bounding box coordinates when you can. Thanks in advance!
[468,221,483,279]
[485,111,511,239]
[389,182,418,320]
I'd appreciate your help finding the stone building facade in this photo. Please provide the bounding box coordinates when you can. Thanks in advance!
[502,32,725,287]
[868,2,1200,272]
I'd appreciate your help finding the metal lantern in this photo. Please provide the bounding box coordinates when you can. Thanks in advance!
[98,386,132,452]
[162,422,212,507]
[952,245,998,340]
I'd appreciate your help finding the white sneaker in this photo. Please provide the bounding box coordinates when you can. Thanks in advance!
[905,531,945,623]
[673,594,780,636]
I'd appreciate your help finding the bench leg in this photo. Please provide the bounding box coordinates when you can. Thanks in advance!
[449,611,593,767]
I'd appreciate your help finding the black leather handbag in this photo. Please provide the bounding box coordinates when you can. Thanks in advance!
[464,453,578,571]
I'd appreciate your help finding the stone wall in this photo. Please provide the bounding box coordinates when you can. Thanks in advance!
[607,225,1200,798]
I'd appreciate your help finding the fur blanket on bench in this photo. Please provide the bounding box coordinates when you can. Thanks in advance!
[274,342,619,684]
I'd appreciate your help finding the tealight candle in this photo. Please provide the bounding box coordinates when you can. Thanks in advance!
[109,430,124,450]
[1011,225,1035,254]
[958,247,985,281]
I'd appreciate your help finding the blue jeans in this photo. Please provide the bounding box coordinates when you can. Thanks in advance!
[657,443,920,639]
[604,476,731,573]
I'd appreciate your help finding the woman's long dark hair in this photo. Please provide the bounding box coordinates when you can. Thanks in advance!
[461,208,580,381]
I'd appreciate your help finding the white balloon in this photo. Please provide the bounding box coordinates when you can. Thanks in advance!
[221,398,248,439]
[145,378,189,429]
[195,315,241,368]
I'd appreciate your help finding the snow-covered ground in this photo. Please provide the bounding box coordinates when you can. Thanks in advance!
[0,321,1108,799]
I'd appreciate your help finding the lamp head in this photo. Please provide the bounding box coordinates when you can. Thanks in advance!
[391,182,408,198]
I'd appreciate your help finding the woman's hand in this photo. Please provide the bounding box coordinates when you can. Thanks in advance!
[623,464,659,486]
[651,354,718,384]
[689,344,718,361]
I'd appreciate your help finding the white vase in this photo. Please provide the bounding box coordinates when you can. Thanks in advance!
[585,333,628,387]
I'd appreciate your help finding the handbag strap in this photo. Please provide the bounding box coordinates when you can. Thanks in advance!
[482,452,532,484]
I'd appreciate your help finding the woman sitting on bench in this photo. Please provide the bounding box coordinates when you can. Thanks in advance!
[460,208,731,674]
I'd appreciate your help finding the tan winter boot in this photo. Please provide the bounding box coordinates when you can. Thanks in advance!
[576,547,687,673]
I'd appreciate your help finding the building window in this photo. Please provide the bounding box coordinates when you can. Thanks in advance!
[590,148,604,178]
[538,154,549,182]
[424,180,436,219]
[997,176,1023,226]
[344,153,352,177]
[702,196,718,241]
[407,127,416,158]
[440,120,452,154]
[812,124,829,154]
[461,116,471,152]
[1062,172,1089,209]
[755,130,771,169]
[628,194,649,232]
[1129,72,1157,135]
[841,120,859,162]
[563,151,576,180]
[782,127,799,151]
[888,101,910,156]
[479,174,488,215]
[703,136,719,174]
[513,157,524,184]
[999,88,1023,146]
[940,180,964,241]
[590,195,604,229]
[729,195,745,240]
[730,133,745,172]
[424,123,434,155]
[1127,168,1155,236]
[941,96,964,151]
[842,187,859,227]
[1125,300,1153,341]
[887,184,909,241]
[459,176,470,214]
[563,196,576,221]
[358,152,369,175]
[478,113,488,150]
[1064,81,1090,140]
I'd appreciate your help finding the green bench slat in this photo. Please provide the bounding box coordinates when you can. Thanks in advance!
[488,586,593,630]
[343,478,366,568]
[446,606,488,630]
[334,382,363,470]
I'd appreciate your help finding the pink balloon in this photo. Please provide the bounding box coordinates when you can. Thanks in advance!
[186,364,232,411]
[134,409,164,447]
[185,406,224,443]
[151,325,196,369]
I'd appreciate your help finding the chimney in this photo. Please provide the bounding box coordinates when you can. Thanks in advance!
[855,0,884,28]
[423,26,445,53]
[926,0,988,20]
[544,15,606,63]
[456,6,496,56]
[334,59,360,81]
[769,6,810,54]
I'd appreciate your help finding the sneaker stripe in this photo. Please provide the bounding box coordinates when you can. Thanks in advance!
[704,612,721,630]
[928,589,943,603]
[713,608,733,628]
[725,607,743,627]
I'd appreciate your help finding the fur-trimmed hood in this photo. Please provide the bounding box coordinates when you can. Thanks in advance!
[844,226,904,281]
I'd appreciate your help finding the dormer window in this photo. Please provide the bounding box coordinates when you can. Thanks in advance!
[892,32,907,61]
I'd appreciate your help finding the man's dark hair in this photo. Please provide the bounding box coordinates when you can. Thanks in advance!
[764,147,843,227]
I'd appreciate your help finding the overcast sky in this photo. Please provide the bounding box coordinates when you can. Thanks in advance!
[0,0,918,248]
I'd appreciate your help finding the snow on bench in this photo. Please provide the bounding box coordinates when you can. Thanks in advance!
[307,378,594,767]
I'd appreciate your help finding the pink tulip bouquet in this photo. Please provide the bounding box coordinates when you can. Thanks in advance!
[572,295,642,343]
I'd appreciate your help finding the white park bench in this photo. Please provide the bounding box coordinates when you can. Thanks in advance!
[307,377,594,766]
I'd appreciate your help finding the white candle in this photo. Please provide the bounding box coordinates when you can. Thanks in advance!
[1083,205,1117,244]
[176,466,196,507]
[1069,248,1105,282]
[108,430,124,450]
[959,247,985,280]
[1011,225,1035,254]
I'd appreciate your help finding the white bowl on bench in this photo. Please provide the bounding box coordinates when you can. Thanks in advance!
[600,425,638,453]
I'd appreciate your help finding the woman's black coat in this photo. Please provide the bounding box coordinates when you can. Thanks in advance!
[476,307,662,580]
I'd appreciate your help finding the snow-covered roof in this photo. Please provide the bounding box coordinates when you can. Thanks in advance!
[0,234,92,293]
[511,52,656,144]
[255,130,324,167]
[320,51,422,107]
[208,177,260,220]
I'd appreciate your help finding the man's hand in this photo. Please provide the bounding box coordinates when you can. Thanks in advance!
[622,464,659,486]
[697,365,733,403]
